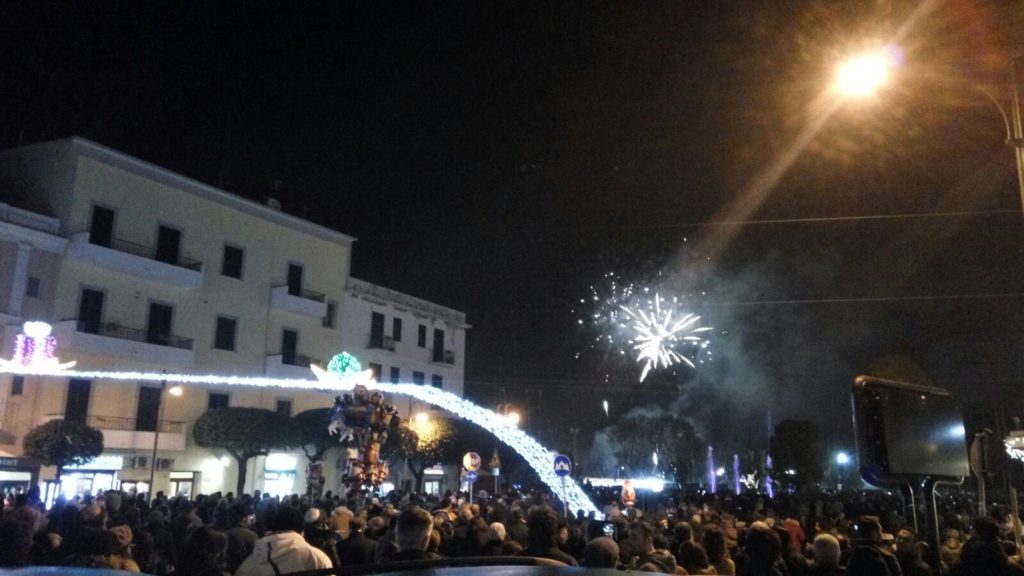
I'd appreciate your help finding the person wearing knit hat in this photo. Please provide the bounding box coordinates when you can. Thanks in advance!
[304,508,322,525]
[583,536,620,568]
[330,505,353,539]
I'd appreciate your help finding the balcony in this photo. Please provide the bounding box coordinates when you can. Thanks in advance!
[66,232,204,288]
[270,285,328,319]
[54,319,196,367]
[368,335,396,352]
[45,414,187,451]
[265,353,322,380]
[431,349,456,365]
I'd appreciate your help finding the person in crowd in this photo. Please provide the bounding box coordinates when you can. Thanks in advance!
[337,515,377,566]
[705,523,736,575]
[737,521,784,576]
[627,520,677,574]
[894,528,930,576]
[808,533,844,576]
[391,507,435,562]
[845,516,902,576]
[302,506,341,567]
[235,505,333,576]
[178,525,229,576]
[521,506,579,566]
[225,505,257,575]
[583,536,620,568]
[951,516,1024,576]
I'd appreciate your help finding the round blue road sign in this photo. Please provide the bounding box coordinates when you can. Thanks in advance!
[553,454,572,477]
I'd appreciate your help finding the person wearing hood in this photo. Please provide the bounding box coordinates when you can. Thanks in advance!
[235,506,332,576]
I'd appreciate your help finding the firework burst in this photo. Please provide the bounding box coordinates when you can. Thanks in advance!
[576,272,712,382]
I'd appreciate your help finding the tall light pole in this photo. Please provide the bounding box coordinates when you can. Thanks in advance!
[835,49,1024,215]
[147,377,181,504]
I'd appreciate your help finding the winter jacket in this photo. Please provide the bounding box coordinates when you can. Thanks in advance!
[235,530,333,576]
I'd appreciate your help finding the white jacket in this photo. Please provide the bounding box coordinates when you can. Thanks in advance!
[235,530,333,576]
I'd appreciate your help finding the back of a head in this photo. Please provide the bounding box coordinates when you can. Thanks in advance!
[583,536,620,568]
[972,516,1001,542]
[744,522,781,567]
[526,506,559,547]
[349,516,367,534]
[271,506,305,534]
[851,516,882,544]
[813,533,841,567]
[677,541,711,572]
[703,524,728,563]
[396,507,433,551]
[674,521,693,544]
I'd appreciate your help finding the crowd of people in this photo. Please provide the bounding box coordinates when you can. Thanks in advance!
[1,484,1024,575]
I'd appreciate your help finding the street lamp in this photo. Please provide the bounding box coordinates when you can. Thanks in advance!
[147,379,182,504]
[497,403,520,427]
[835,48,1024,215]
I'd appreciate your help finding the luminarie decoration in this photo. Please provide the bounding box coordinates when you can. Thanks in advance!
[0,321,76,370]
[0,350,603,518]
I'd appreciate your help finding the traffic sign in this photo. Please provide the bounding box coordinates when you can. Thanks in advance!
[553,454,572,477]
[463,452,481,471]
[466,470,478,483]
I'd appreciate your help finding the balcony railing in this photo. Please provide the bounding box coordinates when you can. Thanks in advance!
[87,415,185,434]
[368,335,396,351]
[274,285,326,303]
[432,349,456,364]
[76,321,194,351]
[92,235,203,271]
[280,353,321,367]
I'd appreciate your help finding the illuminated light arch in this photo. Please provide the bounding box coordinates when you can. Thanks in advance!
[0,364,603,518]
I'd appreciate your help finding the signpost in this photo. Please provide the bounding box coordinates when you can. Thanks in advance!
[554,454,572,517]
[464,452,481,504]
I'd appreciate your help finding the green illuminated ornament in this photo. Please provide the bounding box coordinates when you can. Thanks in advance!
[327,352,362,376]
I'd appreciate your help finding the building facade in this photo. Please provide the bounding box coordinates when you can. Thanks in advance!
[0,137,468,501]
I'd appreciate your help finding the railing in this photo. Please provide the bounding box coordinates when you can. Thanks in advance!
[368,335,396,351]
[280,353,321,367]
[75,320,194,351]
[274,285,326,303]
[432,349,456,364]
[47,414,185,434]
[89,234,203,271]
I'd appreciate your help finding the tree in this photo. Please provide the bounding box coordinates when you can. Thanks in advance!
[293,408,340,497]
[23,419,104,486]
[193,407,300,495]
[769,419,824,490]
[381,417,456,492]
[608,412,704,483]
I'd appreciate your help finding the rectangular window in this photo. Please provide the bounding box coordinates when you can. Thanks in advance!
[136,386,161,432]
[323,300,337,329]
[281,329,298,365]
[146,302,174,346]
[26,277,40,298]
[208,393,229,410]
[10,375,23,396]
[392,318,403,342]
[413,371,425,386]
[78,288,104,334]
[276,399,293,417]
[66,379,92,423]
[370,312,385,348]
[432,328,445,362]
[417,325,427,347]
[214,316,237,351]
[431,375,443,389]
[89,205,115,247]
[390,367,400,384]
[222,245,244,279]
[287,263,303,296]
[368,363,382,380]
[155,225,181,265]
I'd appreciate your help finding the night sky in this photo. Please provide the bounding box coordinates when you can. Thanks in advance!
[2,1,1023,467]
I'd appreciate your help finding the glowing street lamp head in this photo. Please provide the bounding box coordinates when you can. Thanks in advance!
[415,412,430,426]
[835,451,850,465]
[168,385,184,397]
[506,411,521,426]
[835,48,899,97]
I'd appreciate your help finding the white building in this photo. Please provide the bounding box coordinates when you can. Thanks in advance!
[0,137,468,500]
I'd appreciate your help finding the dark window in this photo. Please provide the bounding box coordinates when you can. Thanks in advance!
[222,245,244,279]
[390,367,400,384]
[413,371,425,386]
[208,393,229,410]
[370,312,385,348]
[66,379,92,423]
[368,363,382,380]
[281,329,298,365]
[89,206,114,247]
[147,303,174,346]
[276,399,292,417]
[287,263,303,296]
[11,375,23,396]
[417,325,427,347]
[214,316,237,351]
[432,328,445,362]
[155,225,181,265]
[431,375,443,389]
[323,301,337,329]
[392,318,402,342]
[78,288,104,334]
[136,386,161,432]
[26,277,40,298]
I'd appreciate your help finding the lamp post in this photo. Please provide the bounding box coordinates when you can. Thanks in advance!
[147,377,181,504]
[496,403,520,427]
[835,49,1024,215]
